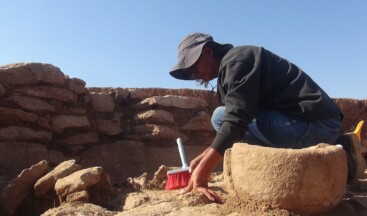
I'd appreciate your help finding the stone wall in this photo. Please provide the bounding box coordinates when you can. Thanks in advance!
[0,62,366,187]
[0,63,220,187]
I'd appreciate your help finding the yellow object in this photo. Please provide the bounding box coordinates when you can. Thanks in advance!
[353,120,365,142]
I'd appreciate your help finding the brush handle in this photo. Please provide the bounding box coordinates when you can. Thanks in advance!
[177,138,189,168]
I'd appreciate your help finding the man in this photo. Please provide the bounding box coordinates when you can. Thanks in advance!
[169,32,359,203]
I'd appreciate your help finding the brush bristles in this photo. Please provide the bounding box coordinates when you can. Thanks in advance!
[165,170,191,190]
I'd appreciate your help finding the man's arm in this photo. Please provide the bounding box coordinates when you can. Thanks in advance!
[183,147,223,203]
[189,147,210,171]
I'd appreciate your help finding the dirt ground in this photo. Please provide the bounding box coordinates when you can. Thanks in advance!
[41,170,367,216]
[116,172,293,216]
[115,172,367,216]
[26,141,367,216]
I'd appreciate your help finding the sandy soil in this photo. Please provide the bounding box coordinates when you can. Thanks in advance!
[116,172,361,216]
[42,169,367,216]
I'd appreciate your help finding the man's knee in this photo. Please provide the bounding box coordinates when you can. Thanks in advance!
[211,106,226,132]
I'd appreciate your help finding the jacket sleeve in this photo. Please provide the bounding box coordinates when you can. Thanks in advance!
[210,50,262,155]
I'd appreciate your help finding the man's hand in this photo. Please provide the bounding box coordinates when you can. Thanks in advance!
[182,148,223,203]
[182,171,223,203]
[183,186,224,204]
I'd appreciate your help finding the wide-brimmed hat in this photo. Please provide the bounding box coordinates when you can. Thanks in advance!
[169,33,232,80]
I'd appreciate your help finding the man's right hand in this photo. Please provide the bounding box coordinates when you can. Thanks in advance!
[183,147,224,204]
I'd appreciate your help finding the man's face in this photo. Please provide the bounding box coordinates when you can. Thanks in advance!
[189,47,219,82]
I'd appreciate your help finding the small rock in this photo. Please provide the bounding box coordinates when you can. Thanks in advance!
[0,160,49,215]
[55,167,103,202]
[127,172,148,190]
[34,160,82,198]
[66,190,90,203]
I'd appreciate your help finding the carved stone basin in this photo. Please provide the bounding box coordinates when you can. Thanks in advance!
[223,143,347,214]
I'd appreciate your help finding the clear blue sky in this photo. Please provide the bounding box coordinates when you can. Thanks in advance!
[1,1,366,99]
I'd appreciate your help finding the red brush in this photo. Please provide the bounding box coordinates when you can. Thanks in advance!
[165,138,191,190]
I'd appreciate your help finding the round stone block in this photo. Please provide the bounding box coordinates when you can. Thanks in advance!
[223,143,347,214]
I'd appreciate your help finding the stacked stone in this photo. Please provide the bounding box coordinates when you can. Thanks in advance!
[0,63,125,154]
[129,94,215,147]
[334,98,367,137]
[0,63,220,189]
[0,63,89,142]
[0,63,74,144]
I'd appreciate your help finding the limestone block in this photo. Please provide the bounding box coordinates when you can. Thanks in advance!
[63,146,87,156]
[0,63,66,86]
[47,150,67,165]
[0,84,5,97]
[54,167,103,202]
[67,107,87,115]
[15,86,75,103]
[134,109,174,124]
[135,95,208,110]
[114,87,131,100]
[89,92,115,112]
[223,143,347,214]
[34,160,82,198]
[182,111,214,131]
[79,140,146,184]
[0,106,38,123]
[58,132,99,145]
[0,126,52,142]
[0,160,49,215]
[0,142,65,179]
[37,116,52,129]
[132,124,188,143]
[67,78,87,94]
[66,190,89,203]
[96,119,123,135]
[114,87,219,104]
[334,98,367,134]
[51,115,91,133]
[9,96,56,112]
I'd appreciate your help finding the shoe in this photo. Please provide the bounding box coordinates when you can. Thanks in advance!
[335,133,366,184]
